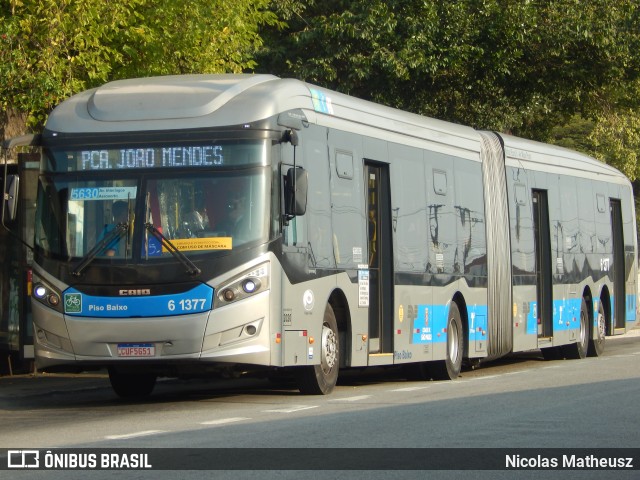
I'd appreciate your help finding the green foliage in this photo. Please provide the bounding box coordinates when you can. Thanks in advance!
[547,80,640,182]
[0,0,278,128]
[589,109,640,180]
[260,0,640,142]
[548,116,597,155]
[583,79,640,182]
[3,0,640,187]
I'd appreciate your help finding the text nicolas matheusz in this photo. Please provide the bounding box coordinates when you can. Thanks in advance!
[506,454,634,469]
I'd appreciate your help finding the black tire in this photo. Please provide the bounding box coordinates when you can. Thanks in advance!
[295,304,340,395]
[588,298,606,357]
[562,298,589,360]
[430,302,463,380]
[108,368,157,399]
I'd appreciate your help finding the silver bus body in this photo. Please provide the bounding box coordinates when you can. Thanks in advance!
[13,74,636,396]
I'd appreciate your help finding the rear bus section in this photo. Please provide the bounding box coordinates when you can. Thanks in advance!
[500,135,637,361]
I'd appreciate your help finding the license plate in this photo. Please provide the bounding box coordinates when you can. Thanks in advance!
[117,343,155,357]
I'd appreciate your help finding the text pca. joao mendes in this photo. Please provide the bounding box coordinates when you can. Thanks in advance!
[506,454,634,469]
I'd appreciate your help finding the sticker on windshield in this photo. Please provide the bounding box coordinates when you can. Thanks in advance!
[69,186,138,201]
[161,237,232,252]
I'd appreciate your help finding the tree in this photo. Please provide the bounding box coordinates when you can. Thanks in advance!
[584,78,640,181]
[0,0,278,129]
[259,0,640,150]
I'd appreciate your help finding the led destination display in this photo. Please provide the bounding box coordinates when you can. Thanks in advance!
[50,141,266,172]
[80,146,224,171]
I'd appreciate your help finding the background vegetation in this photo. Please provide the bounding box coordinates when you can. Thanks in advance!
[1,0,639,197]
[0,0,278,127]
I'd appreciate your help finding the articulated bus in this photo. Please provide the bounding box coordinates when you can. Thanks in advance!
[2,75,637,397]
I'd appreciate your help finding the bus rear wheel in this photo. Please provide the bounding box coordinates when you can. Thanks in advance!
[430,302,463,380]
[588,299,606,357]
[108,368,157,399]
[562,298,589,359]
[295,303,340,395]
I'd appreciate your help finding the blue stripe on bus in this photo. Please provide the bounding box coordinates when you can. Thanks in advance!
[63,283,213,318]
[408,293,636,347]
[526,298,583,334]
[411,304,488,344]
[625,294,637,322]
[525,295,640,333]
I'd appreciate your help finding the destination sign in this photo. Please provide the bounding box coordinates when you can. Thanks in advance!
[79,146,224,171]
[48,141,267,172]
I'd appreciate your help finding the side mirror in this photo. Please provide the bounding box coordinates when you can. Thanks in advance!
[284,167,308,218]
[3,174,19,223]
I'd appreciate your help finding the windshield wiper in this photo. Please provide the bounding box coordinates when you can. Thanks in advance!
[144,223,201,276]
[71,223,128,276]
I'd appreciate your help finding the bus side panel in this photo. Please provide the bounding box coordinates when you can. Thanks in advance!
[326,129,370,363]
[576,177,597,286]
[593,181,614,331]
[300,125,335,271]
[387,141,432,363]
[577,177,601,340]
[424,150,456,364]
[506,165,538,352]
[555,175,583,346]
[453,156,488,358]
[279,124,372,368]
[327,129,366,270]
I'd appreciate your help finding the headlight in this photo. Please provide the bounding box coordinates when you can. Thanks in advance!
[214,262,269,308]
[242,278,260,294]
[32,281,63,311]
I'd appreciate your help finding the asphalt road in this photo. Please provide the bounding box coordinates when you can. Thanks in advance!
[1,332,639,480]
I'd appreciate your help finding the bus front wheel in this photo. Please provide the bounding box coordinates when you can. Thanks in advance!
[295,303,340,395]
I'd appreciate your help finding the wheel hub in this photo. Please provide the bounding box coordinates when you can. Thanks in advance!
[321,325,338,372]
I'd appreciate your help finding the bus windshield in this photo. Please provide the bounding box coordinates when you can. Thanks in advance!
[35,142,272,261]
